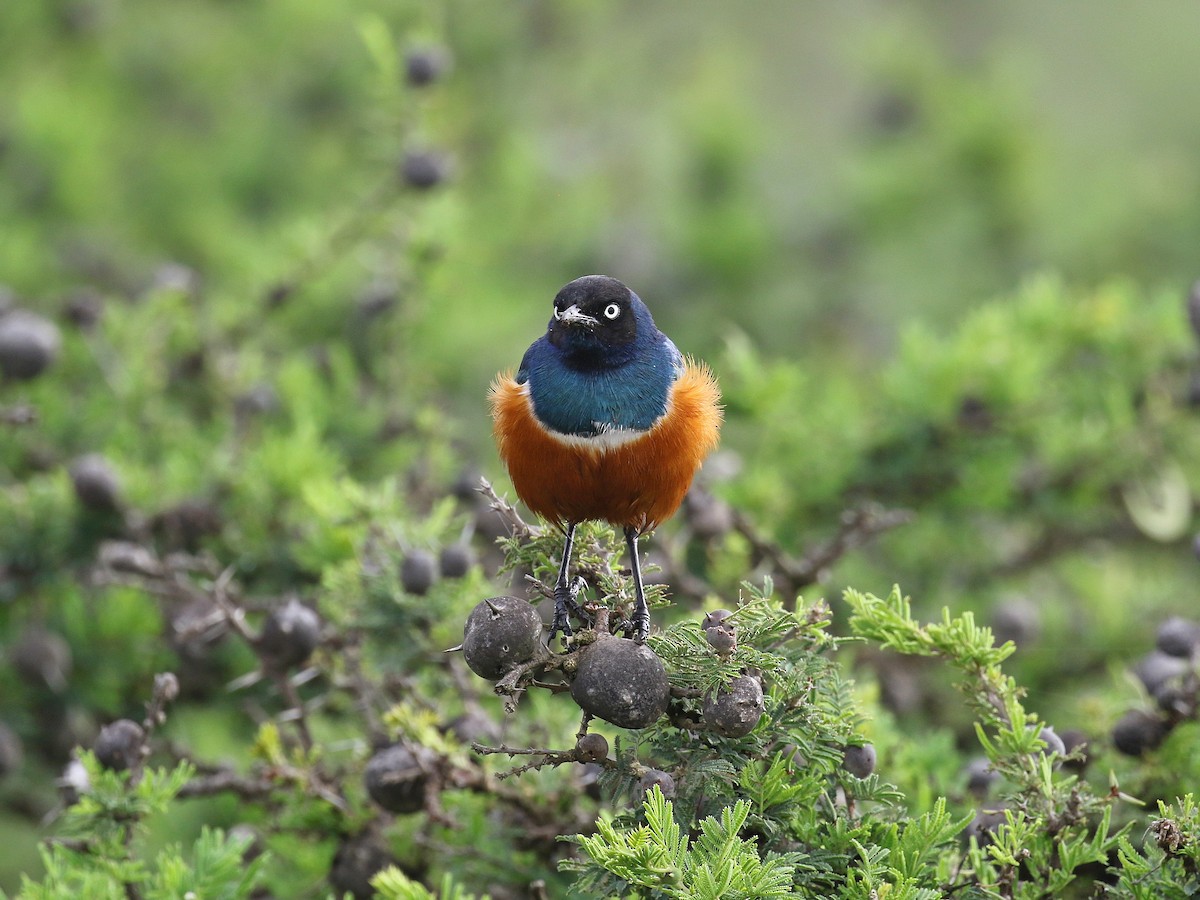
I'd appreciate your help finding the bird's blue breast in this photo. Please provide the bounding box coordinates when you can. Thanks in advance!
[517,315,683,438]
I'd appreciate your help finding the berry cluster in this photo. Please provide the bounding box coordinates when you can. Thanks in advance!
[453,496,891,855]
[1113,616,1200,757]
[0,309,61,382]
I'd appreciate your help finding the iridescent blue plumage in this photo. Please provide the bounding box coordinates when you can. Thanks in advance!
[491,274,722,644]
[516,288,683,438]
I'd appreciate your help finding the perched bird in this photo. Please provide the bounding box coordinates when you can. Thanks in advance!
[490,275,722,642]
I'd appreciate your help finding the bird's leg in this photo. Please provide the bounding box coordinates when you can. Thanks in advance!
[549,523,588,641]
[622,526,651,643]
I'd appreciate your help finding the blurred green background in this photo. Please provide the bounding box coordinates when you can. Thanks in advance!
[6,1,1200,388]
[3,0,1200,894]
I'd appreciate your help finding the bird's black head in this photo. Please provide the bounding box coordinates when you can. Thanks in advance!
[547,276,639,364]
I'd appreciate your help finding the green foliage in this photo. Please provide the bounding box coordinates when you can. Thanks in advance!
[0,474,76,582]
[569,787,799,900]
[57,754,193,845]
[4,2,1200,898]
[1109,795,1200,900]
[372,868,491,900]
[7,756,265,900]
[11,826,264,900]
[141,826,266,900]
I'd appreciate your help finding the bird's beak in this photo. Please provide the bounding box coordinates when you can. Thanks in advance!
[553,304,598,328]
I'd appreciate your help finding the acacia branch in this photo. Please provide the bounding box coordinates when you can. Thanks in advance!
[733,503,913,599]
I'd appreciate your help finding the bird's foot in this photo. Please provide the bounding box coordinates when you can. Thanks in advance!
[549,576,590,643]
[618,606,651,644]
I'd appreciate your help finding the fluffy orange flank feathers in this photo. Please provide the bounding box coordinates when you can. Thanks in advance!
[490,360,722,533]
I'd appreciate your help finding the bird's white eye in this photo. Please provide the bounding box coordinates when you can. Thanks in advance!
[603,303,621,320]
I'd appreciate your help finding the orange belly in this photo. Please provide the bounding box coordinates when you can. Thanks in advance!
[490,361,722,532]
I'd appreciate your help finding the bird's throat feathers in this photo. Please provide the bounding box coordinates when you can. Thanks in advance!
[518,336,682,439]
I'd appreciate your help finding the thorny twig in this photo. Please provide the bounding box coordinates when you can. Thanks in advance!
[478,476,542,542]
[327,631,388,743]
[274,672,315,753]
[471,741,616,780]
[209,566,256,644]
[732,503,913,602]
[128,672,180,787]
[176,770,280,801]
[492,645,567,715]
[99,551,346,804]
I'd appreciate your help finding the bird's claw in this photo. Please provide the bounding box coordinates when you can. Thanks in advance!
[618,609,651,644]
[549,576,590,643]
[549,605,573,641]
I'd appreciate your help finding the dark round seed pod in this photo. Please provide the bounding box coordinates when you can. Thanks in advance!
[443,708,501,746]
[570,635,670,729]
[94,719,145,771]
[579,762,604,801]
[705,625,737,655]
[226,823,265,863]
[473,502,508,545]
[233,383,280,420]
[63,288,104,329]
[842,742,877,778]
[150,498,223,552]
[438,542,475,579]
[1156,617,1200,658]
[1154,682,1193,717]
[990,597,1041,647]
[701,609,734,631]
[364,743,434,814]
[69,453,122,511]
[462,596,542,680]
[964,756,997,797]
[257,598,321,671]
[1037,726,1066,757]
[329,832,397,900]
[702,675,764,738]
[639,768,675,798]
[1133,651,1188,696]
[956,395,994,433]
[449,466,483,502]
[400,150,449,190]
[575,733,609,763]
[11,627,72,692]
[0,311,61,380]
[1111,709,1171,757]
[1058,729,1090,772]
[404,46,451,87]
[401,549,438,595]
[0,722,23,777]
[684,490,734,539]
